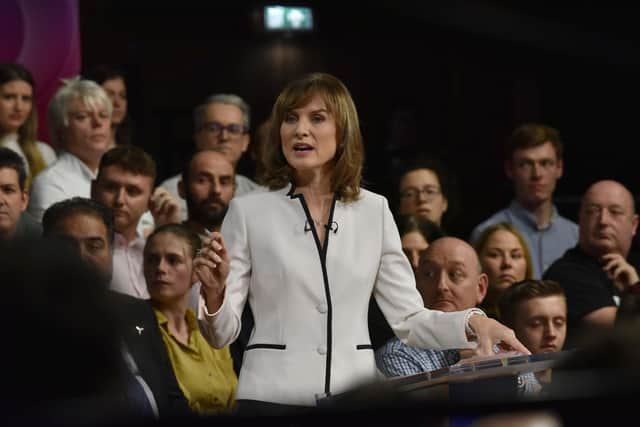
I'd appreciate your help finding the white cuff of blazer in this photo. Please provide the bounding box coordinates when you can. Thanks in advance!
[200,283,226,317]
[464,308,486,340]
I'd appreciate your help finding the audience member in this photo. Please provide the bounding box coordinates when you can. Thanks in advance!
[28,77,112,221]
[145,224,238,415]
[178,149,235,237]
[375,237,538,393]
[470,123,578,278]
[0,63,56,187]
[499,279,567,384]
[375,237,487,375]
[91,146,181,299]
[177,148,247,376]
[544,180,639,348]
[196,73,527,412]
[41,197,191,419]
[499,280,567,355]
[84,64,134,147]
[474,223,534,319]
[0,147,40,240]
[0,237,130,423]
[160,94,264,220]
[396,156,454,228]
[398,214,446,272]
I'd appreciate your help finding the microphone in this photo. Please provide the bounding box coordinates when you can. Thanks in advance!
[304,220,312,233]
[326,221,339,234]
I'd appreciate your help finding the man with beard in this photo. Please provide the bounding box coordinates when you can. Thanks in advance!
[91,146,181,299]
[178,149,235,236]
[178,149,248,375]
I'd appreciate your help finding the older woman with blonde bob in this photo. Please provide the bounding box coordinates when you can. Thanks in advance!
[474,222,534,319]
[195,73,528,413]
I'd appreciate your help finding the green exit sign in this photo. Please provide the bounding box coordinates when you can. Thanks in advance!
[264,6,314,31]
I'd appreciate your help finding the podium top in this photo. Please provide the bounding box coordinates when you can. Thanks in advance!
[385,350,574,393]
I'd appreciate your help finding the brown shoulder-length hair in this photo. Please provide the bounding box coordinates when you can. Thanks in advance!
[474,222,535,281]
[261,73,364,203]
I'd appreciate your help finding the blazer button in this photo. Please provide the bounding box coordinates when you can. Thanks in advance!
[317,346,327,355]
[317,303,328,313]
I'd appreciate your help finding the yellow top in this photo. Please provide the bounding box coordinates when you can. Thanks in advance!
[154,308,238,415]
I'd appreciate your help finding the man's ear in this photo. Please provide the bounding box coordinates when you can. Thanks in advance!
[20,189,29,213]
[177,180,186,200]
[556,158,564,179]
[240,134,250,154]
[476,273,489,305]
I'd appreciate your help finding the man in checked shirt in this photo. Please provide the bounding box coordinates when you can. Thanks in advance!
[375,237,539,394]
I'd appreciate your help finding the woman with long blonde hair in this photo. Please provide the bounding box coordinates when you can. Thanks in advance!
[0,63,56,187]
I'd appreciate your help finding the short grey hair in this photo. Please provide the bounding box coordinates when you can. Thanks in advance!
[192,93,250,132]
[48,76,113,148]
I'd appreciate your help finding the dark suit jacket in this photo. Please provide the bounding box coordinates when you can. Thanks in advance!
[108,291,191,417]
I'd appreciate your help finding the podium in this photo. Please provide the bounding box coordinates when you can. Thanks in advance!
[318,351,573,408]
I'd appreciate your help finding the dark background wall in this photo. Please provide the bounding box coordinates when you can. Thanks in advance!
[79,1,640,239]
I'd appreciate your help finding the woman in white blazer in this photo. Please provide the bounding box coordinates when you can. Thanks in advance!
[194,73,528,413]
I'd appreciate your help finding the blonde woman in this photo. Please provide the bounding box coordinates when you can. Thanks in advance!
[0,63,56,187]
[474,222,534,319]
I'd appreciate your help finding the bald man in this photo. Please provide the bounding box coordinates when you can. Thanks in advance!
[376,237,525,371]
[544,180,640,347]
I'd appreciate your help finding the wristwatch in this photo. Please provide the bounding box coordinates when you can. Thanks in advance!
[464,308,486,339]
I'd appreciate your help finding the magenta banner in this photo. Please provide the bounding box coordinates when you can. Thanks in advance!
[0,0,81,143]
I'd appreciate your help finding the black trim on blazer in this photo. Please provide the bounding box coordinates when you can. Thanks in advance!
[356,344,374,350]
[245,344,287,351]
[293,189,339,395]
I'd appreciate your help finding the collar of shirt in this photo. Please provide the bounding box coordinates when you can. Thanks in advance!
[58,150,98,181]
[114,231,146,249]
[155,308,199,352]
[508,199,559,231]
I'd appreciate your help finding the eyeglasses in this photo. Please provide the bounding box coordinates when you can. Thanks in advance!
[201,121,247,136]
[400,186,442,201]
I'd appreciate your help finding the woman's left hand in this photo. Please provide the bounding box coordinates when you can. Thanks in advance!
[468,314,531,356]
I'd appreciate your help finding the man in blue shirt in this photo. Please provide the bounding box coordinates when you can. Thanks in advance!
[470,123,578,278]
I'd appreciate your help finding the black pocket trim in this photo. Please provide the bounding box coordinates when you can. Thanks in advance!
[245,344,286,351]
[356,344,374,350]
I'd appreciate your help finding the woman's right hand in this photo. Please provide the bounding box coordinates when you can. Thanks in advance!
[193,231,230,313]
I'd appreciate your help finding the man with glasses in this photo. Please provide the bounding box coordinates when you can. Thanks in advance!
[470,123,578,279]
[160,94,264,220]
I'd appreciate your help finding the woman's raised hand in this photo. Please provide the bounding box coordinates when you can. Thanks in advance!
[194,231,230,313]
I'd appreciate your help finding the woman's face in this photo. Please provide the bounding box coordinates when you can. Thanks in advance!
[479,229,528,291]
[101,77,127,126]
[144,232,194,305]
[401,230,429,273]
[0,79,33,134]
[280,93,337,179]
[398,168,448,226]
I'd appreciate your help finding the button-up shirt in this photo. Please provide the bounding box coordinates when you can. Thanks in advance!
[470,199,579,278]
[111,232,149,299]
[28,151,96,222]
[154,308,237,415]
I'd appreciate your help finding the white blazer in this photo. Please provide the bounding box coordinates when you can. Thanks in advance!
[200,184,476,406]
